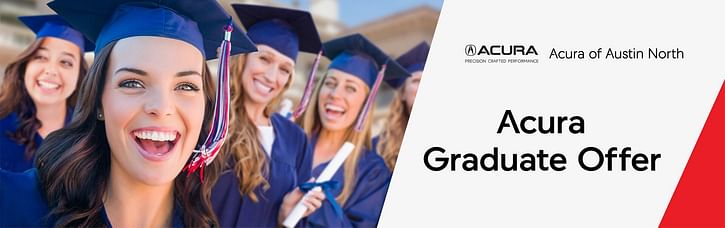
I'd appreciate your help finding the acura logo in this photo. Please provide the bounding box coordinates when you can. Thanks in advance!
[464,45,539,56]
[465,44,477,56]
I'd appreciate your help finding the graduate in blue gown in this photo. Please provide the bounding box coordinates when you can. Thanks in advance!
[211,4,327,227]
[0,15,91,172]
[374,41,430,171]
[0,0,256,226]
[0,169,185,227]
[297,34,410,227]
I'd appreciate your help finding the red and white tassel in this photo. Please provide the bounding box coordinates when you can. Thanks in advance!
[185,20,234,178]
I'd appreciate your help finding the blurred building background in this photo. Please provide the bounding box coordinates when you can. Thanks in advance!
[0,0,49,71]
[0,0,441,135]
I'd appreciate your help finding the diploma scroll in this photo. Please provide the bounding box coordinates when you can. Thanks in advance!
[282,142,355,228]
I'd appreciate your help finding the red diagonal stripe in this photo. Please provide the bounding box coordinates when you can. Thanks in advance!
[660,81,725,227]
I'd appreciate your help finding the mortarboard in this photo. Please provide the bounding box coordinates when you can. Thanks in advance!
[322,33,410,131]
[48,0,257,60]
[18,14,93,52]
[231,4,324,119]
[232,4,321,60]
[388,41,430,88]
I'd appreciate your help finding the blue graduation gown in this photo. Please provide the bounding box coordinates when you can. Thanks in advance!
[371,135,380,153]
[100,203,185,227]
[0,168,49,226]
[0,110,72,172]
[305,135,392,227]
[0,169,186,227]
[211,113,313,227]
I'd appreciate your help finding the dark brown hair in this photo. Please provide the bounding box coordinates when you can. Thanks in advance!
[34,41,221,227]
[0,38,88,160]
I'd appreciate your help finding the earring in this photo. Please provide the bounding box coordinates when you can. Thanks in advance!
[97,112,104,121]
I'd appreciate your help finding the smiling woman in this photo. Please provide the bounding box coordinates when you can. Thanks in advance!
[297,34,409,227]
[210,4,326,227]
[0,0,256,227]
[0,15,90,173]
[101,36,207,187]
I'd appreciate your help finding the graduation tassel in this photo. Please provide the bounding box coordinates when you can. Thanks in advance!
[292,50,323,119]
[354,63,387,132]
[185,19,234,178]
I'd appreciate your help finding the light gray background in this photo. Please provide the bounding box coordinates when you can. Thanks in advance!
[379,0,725,227]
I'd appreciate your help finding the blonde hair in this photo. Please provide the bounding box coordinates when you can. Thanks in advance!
[376,87,410,171]
[223,53,294,202]
[298,73,374,206]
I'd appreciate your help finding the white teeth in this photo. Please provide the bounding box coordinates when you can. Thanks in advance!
[325,104,345,112]
[254,80,272,93]
[38,81,60,89]
[134,131,177,142]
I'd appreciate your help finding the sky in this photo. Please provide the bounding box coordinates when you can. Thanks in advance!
[277,0,444,27]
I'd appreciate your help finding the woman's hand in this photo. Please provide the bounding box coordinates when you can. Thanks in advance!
[278,178,327,225]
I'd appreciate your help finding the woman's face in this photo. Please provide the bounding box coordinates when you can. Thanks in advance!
[317,69,369,131]
[402,71,422,111]
[241,44,294,106]
[23,37,81,107]
[102,36,205,186]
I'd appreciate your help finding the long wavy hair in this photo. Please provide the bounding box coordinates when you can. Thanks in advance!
[222,53,293,202]
[376,87,410,171]
[0,38,88,160]
[297,72,374,206]
[34,41,221,227]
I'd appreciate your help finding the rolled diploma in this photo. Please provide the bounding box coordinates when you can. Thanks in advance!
[282,142,355,228]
